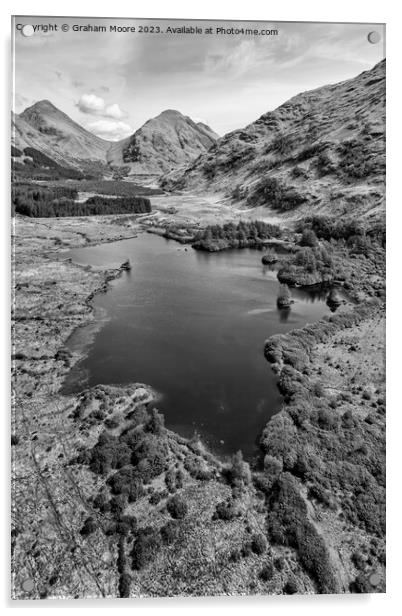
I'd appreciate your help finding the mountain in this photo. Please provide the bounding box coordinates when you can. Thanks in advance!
[14,100,110,167]
[12,102,218,177]
[162,60,385,220]
[107,109,218,174]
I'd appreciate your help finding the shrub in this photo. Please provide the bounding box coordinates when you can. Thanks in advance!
[132,435,169,479]
[228,450,251,488]
[166,494,188,519]
[316,152,335,176]
[291,166,308,179]
[337,141,375,180]
[183,456,212,480]
[308,485,335,509]
[116,516,138,537]
[270,133,294,156]
[349,574,372,593]
[149,490,164,505]
[214,499,239,521]
[283,577,299,594]
[110,495,128,515]
[296,143,324,162]
[93,491,111,513]
[351,551,366,571]
[145,408,165,435]
[160,520,179,544]
[259,561,274,581]
[105,417,120,430]
[268,473,338,593]
[80,517,97,536]
[274,556,285,571]
[251,533,268,555]
[165,468,177,493]
[131,527,162,570]
[118,572,131,598]
[260,414,298,470]
[317,408,339,431]
[300,229,318,247]
[247,177,307,211]
[175,469,184,490]
[107,466,144,502]
[241,540,253,558]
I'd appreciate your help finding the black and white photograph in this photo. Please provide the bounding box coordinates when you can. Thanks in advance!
[10,14,386,601]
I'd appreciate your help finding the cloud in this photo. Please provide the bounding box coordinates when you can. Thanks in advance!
[77,93,106,114]
[77,94,126,119]
[104,103,125,119]
[86,119,132,141]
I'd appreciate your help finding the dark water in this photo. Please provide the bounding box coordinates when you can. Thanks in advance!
[63,234,331,457]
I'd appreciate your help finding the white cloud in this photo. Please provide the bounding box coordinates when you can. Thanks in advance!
[104,103,125,119]
[77,95,127,120]
[87,119,132,141]
[77,93,105,114]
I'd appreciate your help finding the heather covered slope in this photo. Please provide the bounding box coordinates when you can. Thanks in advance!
[162,60,385,222]
[107,109,218,175]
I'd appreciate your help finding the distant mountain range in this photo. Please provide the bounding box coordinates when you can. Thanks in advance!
[12,60,385,220]
[162,59,385,220]
[12,102,218,176]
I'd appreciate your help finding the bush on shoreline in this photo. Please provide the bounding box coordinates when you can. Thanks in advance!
[192,220,281,251]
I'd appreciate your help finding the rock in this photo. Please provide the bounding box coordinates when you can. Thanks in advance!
[262,251,278,265]
[121,259,131,271]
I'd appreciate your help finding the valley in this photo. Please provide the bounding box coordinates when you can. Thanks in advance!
[11,58,386,599]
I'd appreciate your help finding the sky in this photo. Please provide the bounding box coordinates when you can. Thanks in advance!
[12,17,385,141]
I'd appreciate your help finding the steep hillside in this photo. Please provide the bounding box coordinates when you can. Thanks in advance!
[13,103,218,178]
[17,100,110,164]
[162,60,385,221]
[12,112,70,168]
[107,109,218,175]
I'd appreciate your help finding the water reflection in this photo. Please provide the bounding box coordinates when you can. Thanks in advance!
[278,306,291,322]
[63,235,332,456]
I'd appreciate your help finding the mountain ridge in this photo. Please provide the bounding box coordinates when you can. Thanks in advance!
[12,102,218,176]
[161,59,385,221]
[106,109,218,175]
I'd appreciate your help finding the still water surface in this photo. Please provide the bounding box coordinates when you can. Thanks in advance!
[64,234,330,456]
